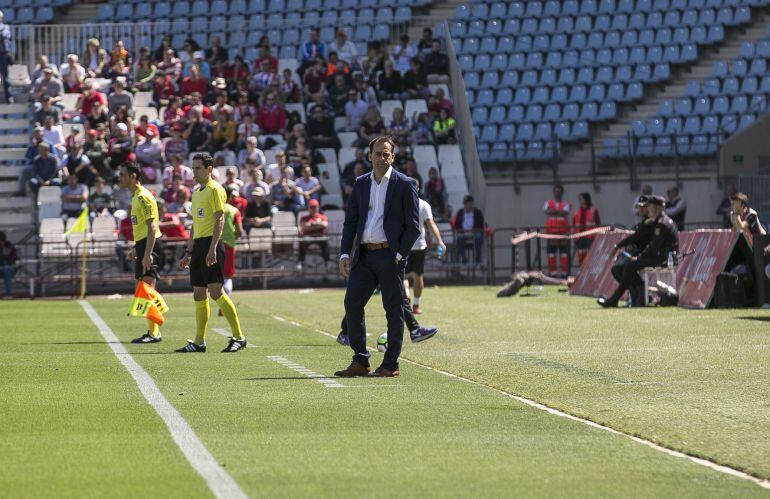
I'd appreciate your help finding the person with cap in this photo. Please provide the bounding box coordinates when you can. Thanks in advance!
[729,192,766,245]
[0,11,12,103]
[182,51,210,80]
[107,78,133,115]
[30,66,63,107]
[297,198,329,270]
[81,38,108,79]
[609,195,656,288]
[243,186,272,233]
[34,96,62,126]
[598,195,679,308]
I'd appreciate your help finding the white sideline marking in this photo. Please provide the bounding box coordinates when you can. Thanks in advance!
[78,301,249,499]
[266,355,344,388]
[272,314,770,490]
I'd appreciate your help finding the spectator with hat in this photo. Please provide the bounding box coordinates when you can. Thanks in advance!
[183,51,210,80]
[180,64,207,98]
[30,66,63,106]
[34,96,62,126]
[106,122,133,170]
[82,38,108,78]
[244,187,273,232]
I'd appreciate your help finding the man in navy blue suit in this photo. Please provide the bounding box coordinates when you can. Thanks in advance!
[334,135,420,378]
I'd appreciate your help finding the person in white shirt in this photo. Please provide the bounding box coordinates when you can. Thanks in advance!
[328,30,358,67]
[294,165,321,202]
[42,116,65,152]
[59,54,86,93]
[265,150,292,183]
[405,197,446,315]
[236,136,266,170]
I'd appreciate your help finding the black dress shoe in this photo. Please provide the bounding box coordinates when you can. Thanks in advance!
[597,297,618,308]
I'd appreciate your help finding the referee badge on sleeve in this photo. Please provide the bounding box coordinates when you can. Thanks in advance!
[197,208,205,218]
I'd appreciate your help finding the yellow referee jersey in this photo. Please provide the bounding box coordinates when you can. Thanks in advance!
[130,185,162,242]
[191,178,227,239]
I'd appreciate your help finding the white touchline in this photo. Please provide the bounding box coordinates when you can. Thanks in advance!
[266,355,345,388]
[272,314,770,491]
[78,301,249,499]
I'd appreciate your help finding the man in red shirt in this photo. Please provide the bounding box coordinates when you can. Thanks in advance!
[253,44,278,74]
[152,72,175,108]
[297,199,329,269]
[255,91,286,135]
[227,185,248,217]
[182,92,212,120]
[134,115,160,140]
[77,81,106,120]
[180,64,207,98]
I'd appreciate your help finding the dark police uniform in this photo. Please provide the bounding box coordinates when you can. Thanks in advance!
[602,197,678,306]
[611,217,656,282]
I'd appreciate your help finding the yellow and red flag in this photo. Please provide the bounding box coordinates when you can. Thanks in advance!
[128,281,169,325]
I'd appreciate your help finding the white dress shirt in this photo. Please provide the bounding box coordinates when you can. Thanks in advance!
[341,166,401,261]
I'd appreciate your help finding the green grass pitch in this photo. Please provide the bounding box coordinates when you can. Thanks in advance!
[1,285,768,497]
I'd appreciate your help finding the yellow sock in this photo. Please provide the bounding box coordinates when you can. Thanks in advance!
[147,320,160,338]
[194,299,210,344]
[215,294,244,340]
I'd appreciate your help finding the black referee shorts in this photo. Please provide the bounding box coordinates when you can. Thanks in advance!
[406,249,426,275]
[134,237,162,281]
[189,236,225,288]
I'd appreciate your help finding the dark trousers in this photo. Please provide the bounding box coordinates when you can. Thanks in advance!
[455,232,483,263]
[340,283,419,335]
[608,257,662,306]
[298,240,329,262]
[0,53,10,101]
[344,248,406,370]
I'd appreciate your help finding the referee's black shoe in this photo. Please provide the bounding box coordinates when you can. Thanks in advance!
[222,337,248,352]
[131,332,162,344]
[175,340,207,353]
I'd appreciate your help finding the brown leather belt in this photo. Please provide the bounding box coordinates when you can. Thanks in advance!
[363,242,389,250]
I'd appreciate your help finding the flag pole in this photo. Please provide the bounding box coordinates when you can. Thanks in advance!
[79,236,87,299]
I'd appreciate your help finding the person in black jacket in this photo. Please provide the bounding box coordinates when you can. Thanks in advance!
[452,195,485,264]
[610,196,655,283]
[599,195,678,307]
[306,106,340,150]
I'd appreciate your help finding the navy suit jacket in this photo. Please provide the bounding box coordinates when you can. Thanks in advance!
[340,169,420,267]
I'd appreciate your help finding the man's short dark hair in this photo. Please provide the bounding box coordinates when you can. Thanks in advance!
[122,161,141,180]
[464,195,474,203]
[554,183,564,192]
[193,152,214,168]
[368,135,396,152]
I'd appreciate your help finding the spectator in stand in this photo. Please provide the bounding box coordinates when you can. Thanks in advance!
[265,150,291,182]
[302,58,326,101]
[163,124,189,160]
[156,49,182,85]
[184,107,212,153]
[237,136,266,169]
[222,56,250,88]
[402,58,430,100]
[341,148,370,182]
[236,113,260,150]
[253,44,278,74]
[31,54,60,82]
[182,92,211,120]
[161,97,185,133]
[325,52,350,78]
[210,91,233,117]
[428,88,454,117]
[377,60,403,101]
[205,35,228,69]
[425,167,446,216]
[423,40,450,82]
[180,64,207,98]
[572,193,601,266]
[156,198,189,269]
[42,116,65,154]
[212,108,237,152]
[388,107,411,147]
[308,92,334,119]
[0,230,17,299]
[182,51,210,80]
[134,114,160,140]
[297,199,329,268]
[452,195,485,264]
[103,59,131,85]
[250,59,276,95]
[354,73,378,108]
[344,88,368,132]
[153,36,176,62]
[161,175,191,204]
[60,54,86,93]
[151,72,174,108]
[34,96,62,126]
[307,105,339,149]
[432,108,456,145]
[417,28,434,60]
[64,139,98,187]
[403,158,423,191]
[106,122,133,170]
[107,78,133,116]
[60,174,88,219]
[63,126,81,153]
[135,129,163,182]
[89,177,112,217]
[30,67,63,106]
[665,186,687,231]
[76,80,106,119]
[255,91,286,135]
[327,74,350,116]
[295,165,321,203]
[244,187,272,232]
[299,28,326,74]
[329,30,358,67]
[342,162,366,206]
[110,40,130,67]
[133,53,156,92]
[241,163,269,202]
[223,167,244,191]
[178,39,200,66]
[85,102,109,133]
[168,186,193,222]
[228,183,248,217]
[162,154,194,187]
[109,106,132,137]
[356,107,386,148]
[280,69,301,103]
[270,165,302,215]
[82,38,108,78]
[233,92,258,124]
[393,34,417,73]
[83,129,108,179]
[23,143,62,195]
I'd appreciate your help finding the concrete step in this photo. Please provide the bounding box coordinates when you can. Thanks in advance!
[0,165,23,178]
[0,135,28,146]
[0,119,28,130]
[0,180,19,193]
[0,103,28,115]
[0,195,31,209]
[0,211,33,227]
[0,149,27,161]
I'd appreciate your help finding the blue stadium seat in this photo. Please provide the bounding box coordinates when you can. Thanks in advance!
[521,70,538,87]
[458,55,473,71]
[647,117,664,135]
[608,83,625,101]
[570,32,587,50]
[454,3,470,19]
[654,136,675,157]
[654,63,671,81]
[503,19,520,35]
[490,2,507,18]
[599,101,617,120]
[588,31,604,49]
[580,102,598,121]
[656,28,673,46]
[730,94,748,113]
[501,70,519,87]
[571,121,589,139]
[526,52,543,69]
[468,20,485,36]
[508,105,525,123]
[627,83,644,100]
[551,34,568,50]
[646,11,663,28]
[663,10,680,27]
[722,114,738,134]
[534,122,553,140]
[683,116,701,134]
[545,52,563,68]
[723,77,739,94]
[35,6,54,22]
[576,15,594,31]
[666,116,683,134]
[621,30,638,46]
[532,86,550,103]
[674,135,691,156]
[672,27,690,44]
[97,4,114,20]
[569,84,587,102]
[629,12,645,29]
[525,104,543,122]
[522,18,539,35]
[551,85,569,103]
[707,25,725,43]
[597,48,612,65]
[491,54,508,71]
[554,121,571,140]
[634,64,653,83]
[133,2,151,19]
[751,94,769,113]
[717,6,735,25]
[675,97,693,115]
[681,9,698,26]
[750,59,766,76]
[480,71,499,89]
[480,125,497,144]
[742,76,758,94]
[497,37,514,54]
[516,123,534,141]
[597,66,613,83]
[563,0,579,15]
[461,38,478,54]
[561,103,579,120]
[472,106,489,125]
[614,65,631,83]
[577,67,594,84]
[509,53,526,69]
[761,75,770,94]
[496,88,513,105]
[732,59,748,77]
[541,69,557,86]
[699,8,716,25]
[630,46,646,65]
[476,89,494,106]
[659,99,674,116]
[735,7,751,24]
[471,2,488,18]
[544,0,561,16]
[612,13,628,30]
[474,54,491,71]
[171,1,188,17]
[116,3,133,19]
[449,21,466,38]
[479,36,495,54]
[499,124,516,142]
[476,142,491,162]
[738,113,756,130]
[636,136,654,156]
[534,35,550,52]
[544,104,561,121]
[514,87,531,104]
[526,0,543,17]
[191,0,207,16]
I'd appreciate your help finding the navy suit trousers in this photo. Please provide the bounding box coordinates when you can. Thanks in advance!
[344,247,406,370]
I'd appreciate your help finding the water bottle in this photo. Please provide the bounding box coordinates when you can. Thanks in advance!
[437,245,444,259]
[667,251,674,268]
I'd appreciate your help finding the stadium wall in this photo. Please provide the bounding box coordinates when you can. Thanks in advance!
[721,111,770,176]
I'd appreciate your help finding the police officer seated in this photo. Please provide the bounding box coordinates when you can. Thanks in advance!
[598,195,678,308]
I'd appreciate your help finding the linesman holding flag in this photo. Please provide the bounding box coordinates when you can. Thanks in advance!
[118,162,165,343]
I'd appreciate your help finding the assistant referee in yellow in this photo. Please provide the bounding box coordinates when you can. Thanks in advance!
[176,153,247,353]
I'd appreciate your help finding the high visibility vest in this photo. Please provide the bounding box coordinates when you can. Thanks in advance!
[544,199,571,235]
[572,206,600,239]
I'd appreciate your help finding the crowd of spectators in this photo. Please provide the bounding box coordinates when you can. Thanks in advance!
[17,27,457,229]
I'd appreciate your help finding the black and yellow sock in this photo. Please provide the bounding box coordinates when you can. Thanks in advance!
[215,294,244,340]
[194,299,210,344]
[147,320,160,338]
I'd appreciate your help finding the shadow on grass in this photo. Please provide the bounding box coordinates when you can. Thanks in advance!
[243,376,330,381]
[736,316,770,323]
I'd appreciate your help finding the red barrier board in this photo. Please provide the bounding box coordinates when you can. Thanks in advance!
[570,230,744,309]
